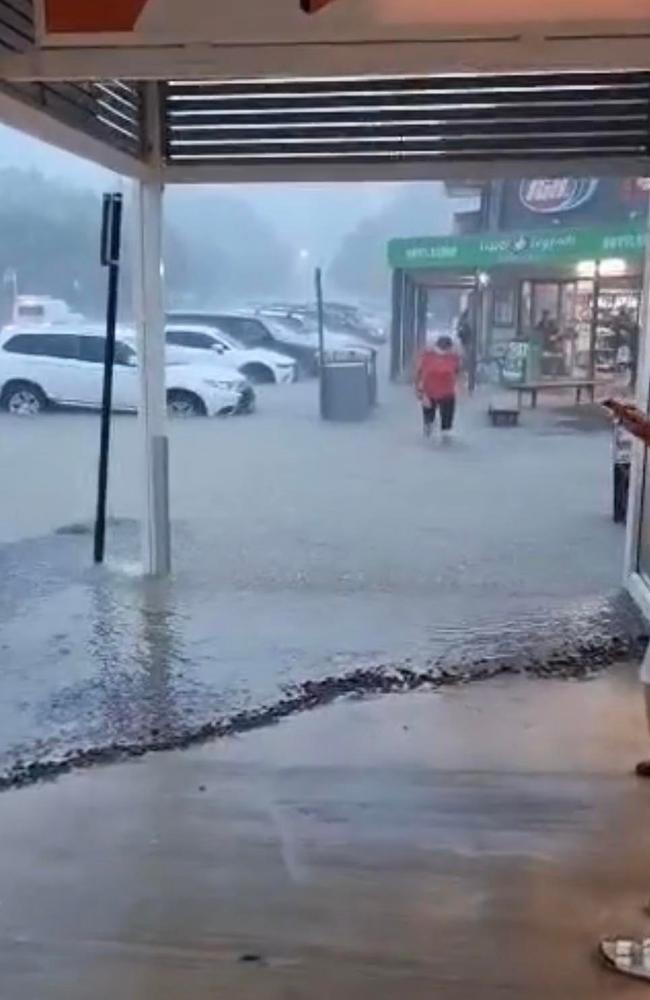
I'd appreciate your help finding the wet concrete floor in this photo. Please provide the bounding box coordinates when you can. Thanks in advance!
[1,667,650,999]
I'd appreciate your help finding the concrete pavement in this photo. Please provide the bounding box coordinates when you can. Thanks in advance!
[1,667,649,999]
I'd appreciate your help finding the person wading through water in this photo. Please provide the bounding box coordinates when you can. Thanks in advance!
[604,398,650,776]
[415,334,461,441]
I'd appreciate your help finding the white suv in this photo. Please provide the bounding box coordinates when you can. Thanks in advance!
[166,324,297,384]
[0,327,255,417]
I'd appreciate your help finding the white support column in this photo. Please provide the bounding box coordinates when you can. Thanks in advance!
[131,177,171,576]
[129,82,171,576]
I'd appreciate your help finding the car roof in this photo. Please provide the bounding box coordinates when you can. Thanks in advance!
[216,309,264,319]
[166,323,221,335]
[0,323,136,343]
[166,322,242,346]
[168,310,221,318]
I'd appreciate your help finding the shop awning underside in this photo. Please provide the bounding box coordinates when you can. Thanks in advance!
[3,1,650,181]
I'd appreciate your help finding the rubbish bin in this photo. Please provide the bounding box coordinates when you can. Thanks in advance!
[321,347,377,408]
[321,358,371,422]
[613,424,632,524]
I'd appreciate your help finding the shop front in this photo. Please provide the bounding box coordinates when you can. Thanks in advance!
[388,223,646,386]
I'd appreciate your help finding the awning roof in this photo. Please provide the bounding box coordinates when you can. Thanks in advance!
[7,0,650,81]
[1,1,650,182]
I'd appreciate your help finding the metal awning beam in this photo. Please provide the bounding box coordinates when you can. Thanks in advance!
[6,35,650,83]
[163,155,650,184]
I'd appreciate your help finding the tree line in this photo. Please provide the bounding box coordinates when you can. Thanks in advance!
[0,169,295,317]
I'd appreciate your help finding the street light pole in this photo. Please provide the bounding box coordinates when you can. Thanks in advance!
[315,266,325,417]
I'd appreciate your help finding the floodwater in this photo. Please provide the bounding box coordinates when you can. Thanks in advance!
[0,381,644,782]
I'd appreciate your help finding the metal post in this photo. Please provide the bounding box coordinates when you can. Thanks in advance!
[390,268,405,381]
[132,178,170,576]
[479,278,492,359]
[401,277,417,375]
[468,277,480,395]
[588,261,601,383]
[315,266,325,417]
[94,192,123,565]
[415,285,428,353]
[0,267,17,328]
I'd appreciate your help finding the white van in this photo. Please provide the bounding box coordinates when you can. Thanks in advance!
[13,296,84,327]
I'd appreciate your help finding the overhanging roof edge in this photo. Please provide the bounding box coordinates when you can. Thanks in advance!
[6,36,650,82]
[0,86,149,178]
[161,156,650,186]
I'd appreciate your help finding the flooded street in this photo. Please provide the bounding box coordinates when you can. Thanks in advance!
[0,76,649,999]
[0,379,643,781]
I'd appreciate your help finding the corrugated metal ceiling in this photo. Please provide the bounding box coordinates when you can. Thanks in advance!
[0,6,649,173]
[165,72,650,167]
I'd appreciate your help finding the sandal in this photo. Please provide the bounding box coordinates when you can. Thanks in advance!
[636,760,650,777]
[600,937,650,980]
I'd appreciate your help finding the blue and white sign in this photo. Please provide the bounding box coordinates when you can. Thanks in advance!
[519,178,599,215]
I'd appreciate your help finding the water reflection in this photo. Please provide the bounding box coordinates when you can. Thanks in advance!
[89,571,183,745]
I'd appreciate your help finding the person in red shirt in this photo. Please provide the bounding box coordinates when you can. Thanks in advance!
[415,335,461,439]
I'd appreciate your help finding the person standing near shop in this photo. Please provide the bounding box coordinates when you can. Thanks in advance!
[610,308,639,388]
[535,309,560,351]
[457,308,477,392]
[416,335,461,440]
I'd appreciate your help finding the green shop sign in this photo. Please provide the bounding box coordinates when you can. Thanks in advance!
[388,225,647,271]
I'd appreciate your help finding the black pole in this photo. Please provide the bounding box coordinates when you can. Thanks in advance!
[401,277,417,374]
[468,275,480,395]
[315,266,325,417]
[390,269,405,381]
[588,261,601,383]
[94,192,123,565]
[415,285,428,353]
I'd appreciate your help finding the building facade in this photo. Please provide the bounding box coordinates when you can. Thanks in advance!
[451,177,648,366]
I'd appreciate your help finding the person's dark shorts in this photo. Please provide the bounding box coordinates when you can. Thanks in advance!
[422,396,455,431]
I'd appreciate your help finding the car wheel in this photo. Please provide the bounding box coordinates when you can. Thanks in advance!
[241,363,275,385]
[167,390,207,417]
[1,381,47,416]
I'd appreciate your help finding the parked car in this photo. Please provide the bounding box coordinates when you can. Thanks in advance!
[167,310,319,376]
[165,323,296,384]
[322,302,387,346]
[260,303,386,346]
[0,327,254,417]
[256,305,376,356]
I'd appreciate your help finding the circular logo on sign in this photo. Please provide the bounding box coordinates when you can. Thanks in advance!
[510,235,530,254]
[519,178,599,214]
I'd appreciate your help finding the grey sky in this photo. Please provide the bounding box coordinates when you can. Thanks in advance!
[0,123,461,263]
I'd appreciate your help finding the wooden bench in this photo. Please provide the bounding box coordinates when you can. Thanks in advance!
[512,380,597,409]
